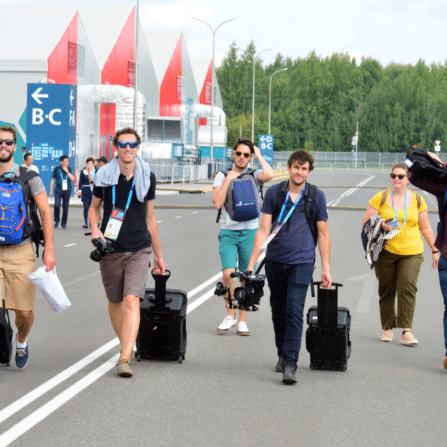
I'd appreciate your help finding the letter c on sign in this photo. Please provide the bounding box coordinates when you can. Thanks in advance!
[49,109,62,126]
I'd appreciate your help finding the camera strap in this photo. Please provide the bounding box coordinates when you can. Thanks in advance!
[104,180,135,241]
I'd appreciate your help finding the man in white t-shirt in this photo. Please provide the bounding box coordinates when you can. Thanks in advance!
[212,138,274,335]
[22,153,39,173]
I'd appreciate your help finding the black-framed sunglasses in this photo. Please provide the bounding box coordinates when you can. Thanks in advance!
[390,173,407,180]
[0,139,15,146]
[118,141,138,149]
[235,151,250,158]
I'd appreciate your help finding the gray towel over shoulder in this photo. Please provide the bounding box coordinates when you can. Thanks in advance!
[94,156,151,202]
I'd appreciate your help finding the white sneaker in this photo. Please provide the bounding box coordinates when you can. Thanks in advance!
[217,315,237,334]
[237,321,250,336]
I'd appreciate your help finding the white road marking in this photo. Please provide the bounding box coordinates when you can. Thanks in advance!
[0,338,119,425]
[175,215,182,218]
[346,272,376,313]
[331,175,375,206]
[0,266,253,445]
[64,243,77,247]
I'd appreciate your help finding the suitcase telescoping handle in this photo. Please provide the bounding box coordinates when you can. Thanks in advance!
[150,269,172,311]
[313,282,343,329]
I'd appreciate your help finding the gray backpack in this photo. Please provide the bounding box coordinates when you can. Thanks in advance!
[216,169,262,223]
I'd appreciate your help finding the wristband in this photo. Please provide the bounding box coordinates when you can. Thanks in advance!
[433,250,439,254]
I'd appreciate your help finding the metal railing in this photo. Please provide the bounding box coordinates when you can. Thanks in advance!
[146,151,447,183]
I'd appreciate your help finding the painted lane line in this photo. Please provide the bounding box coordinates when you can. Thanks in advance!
[0,353,120,446]
[330,175,376,207]
[187,272,222,299]
[0,265,238,429]
[340,188,356,197]
[0,281,225,446]
[0,338,119,424]
[64,243,77,247]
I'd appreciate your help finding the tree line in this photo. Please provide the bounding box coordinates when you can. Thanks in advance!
[216,41,447,152]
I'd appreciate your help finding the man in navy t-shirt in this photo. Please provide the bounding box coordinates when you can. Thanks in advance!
[247,149,332,384]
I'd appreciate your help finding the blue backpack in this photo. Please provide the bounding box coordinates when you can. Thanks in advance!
[0,168,42,250]
[216,169,262,223]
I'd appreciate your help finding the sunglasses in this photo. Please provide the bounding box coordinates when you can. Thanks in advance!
[235,151,250,159]
[118,141,138,149]
[390,173,407,180]
[0,139,15,146]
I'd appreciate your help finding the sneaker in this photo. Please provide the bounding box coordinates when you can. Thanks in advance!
[61,224,67,229]
[381,330,393,342]
[54,222,59,228]
[275,357,284,372]
[237,321,250,336]
[282,363,297,385]
[217,315,237,334]
[117,359,133,377]
[400,331,418,346]
[15,337,29,369]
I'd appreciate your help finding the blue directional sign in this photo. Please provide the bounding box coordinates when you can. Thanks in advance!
[258,134,274,168]
[26,84,77,193]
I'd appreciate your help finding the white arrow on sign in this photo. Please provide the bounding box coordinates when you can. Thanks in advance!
[31,87,48,105]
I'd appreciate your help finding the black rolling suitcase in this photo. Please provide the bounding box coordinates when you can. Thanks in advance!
[305,282,351,371]
[136,270,187,363]
[0,299,13,366]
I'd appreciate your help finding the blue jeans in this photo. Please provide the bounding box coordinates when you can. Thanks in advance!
[437,255,447,353]
[54,188,71,226]
[265,260,314,370]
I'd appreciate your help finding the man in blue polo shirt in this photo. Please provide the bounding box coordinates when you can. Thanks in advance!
[247,149,332,384]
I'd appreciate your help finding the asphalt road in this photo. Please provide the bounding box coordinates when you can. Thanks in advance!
[0,169,446,447]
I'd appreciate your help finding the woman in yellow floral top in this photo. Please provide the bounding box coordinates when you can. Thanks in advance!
[362,162,439,346]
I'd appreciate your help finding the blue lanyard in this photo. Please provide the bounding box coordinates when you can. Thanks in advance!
[391,189,408,224]
[4,164,17,178]
[59,168,69,181]
[277,189,304,225]
[112,180,135,211]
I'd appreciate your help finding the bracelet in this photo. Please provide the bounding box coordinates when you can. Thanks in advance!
[433,250,439,254]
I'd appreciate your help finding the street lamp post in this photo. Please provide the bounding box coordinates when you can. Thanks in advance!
[268,68,288,134]
[191,16,237,174]
[251,49,271,142]
[133,0,140,132]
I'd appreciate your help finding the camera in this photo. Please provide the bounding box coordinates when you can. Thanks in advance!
[232,270,265,311]
[214,270,265,311]
[90,238,114,262]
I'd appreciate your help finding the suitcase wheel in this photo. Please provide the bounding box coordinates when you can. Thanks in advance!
[178,355,185,363]
[136,354,142,362]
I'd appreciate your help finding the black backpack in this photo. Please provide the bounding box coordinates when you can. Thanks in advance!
[406,146,447,182]
[271,181,318,244]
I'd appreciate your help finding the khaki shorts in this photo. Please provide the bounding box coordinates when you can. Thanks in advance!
[0,242,36,311]
[99,247,151,304]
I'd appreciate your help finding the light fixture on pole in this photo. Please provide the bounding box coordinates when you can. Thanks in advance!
[190,16,237,173]
[268,68,288,134]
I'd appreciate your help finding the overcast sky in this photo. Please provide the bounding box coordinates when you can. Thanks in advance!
[5,0,447,67]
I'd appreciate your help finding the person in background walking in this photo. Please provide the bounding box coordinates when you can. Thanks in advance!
[49,155,74,229]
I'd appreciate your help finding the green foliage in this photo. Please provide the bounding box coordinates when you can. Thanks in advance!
[216,45,447,152]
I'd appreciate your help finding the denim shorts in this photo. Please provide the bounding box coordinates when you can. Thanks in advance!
[218,228,257,272]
